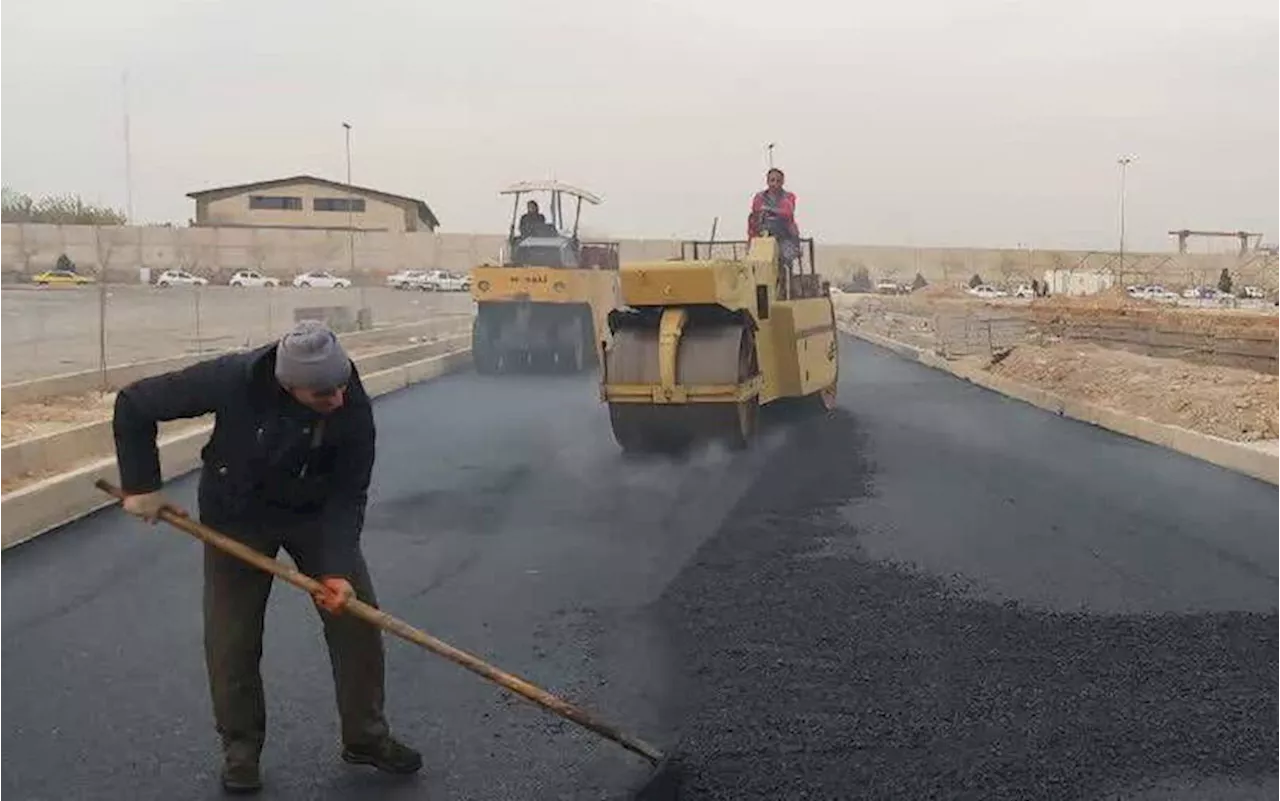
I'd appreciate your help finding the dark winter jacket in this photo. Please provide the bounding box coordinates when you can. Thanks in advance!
[112,344,375,578]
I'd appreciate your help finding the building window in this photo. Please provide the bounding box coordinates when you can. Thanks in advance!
[249,195,302,210]
[314,197,367,213]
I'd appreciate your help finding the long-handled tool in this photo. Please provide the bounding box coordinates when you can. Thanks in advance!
[95,479,664,765]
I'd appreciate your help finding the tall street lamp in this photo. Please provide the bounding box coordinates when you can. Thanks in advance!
[342,122,367,318]
[1117,155,1136,287]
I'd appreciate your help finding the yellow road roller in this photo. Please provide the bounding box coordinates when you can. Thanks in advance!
[600,234,839,453]
[470,181,621,374]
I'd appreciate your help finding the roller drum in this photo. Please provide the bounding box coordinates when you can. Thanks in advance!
[606,320,758,453]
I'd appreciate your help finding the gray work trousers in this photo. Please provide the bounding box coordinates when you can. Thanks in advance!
[202,515,389,759]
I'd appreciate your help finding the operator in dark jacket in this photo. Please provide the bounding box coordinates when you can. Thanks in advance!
[112,320,421,794]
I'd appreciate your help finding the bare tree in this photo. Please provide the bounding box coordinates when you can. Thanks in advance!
[941,256,964,287]
[997,253,1020,287]
[3,187,128,225]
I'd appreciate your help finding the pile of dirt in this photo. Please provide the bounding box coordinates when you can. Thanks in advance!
[988,343,1279,441]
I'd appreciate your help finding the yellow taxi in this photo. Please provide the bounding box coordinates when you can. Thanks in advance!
[31,269,95,286]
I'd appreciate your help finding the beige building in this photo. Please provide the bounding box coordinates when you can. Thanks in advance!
[187,175,440,233]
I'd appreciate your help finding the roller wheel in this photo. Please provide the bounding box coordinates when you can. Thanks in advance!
[607,321,759,454]
[472,315,500,375]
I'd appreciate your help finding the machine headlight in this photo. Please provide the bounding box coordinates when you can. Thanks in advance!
[477,280,490,292]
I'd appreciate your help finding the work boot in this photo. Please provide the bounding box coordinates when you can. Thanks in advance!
[220,745,262,795]
[341,734,423,775]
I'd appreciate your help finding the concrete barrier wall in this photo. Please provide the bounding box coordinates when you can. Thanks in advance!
[0,315,472,410]
[4,222,1274,292]
[1,347,474,549]
[1,334,470,482]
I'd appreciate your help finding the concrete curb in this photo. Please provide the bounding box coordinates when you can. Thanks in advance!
[1,334,470,482]
[840,325,1279,486]
[0,315,472,410]
[0,347,474,550]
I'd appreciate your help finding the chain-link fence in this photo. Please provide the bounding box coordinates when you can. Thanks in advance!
[1,283,474,386]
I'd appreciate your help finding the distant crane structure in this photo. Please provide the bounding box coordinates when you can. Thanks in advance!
[1168,229,1265,256]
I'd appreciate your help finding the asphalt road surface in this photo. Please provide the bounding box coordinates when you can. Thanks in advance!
[2,351,773,800]
[3,338,1276,800]
[638,341,1277,800]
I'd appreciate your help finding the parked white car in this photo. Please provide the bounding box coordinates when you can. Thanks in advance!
[1128,285,1178,302]
[1013,284,1035,299]
[292,271,351,289]
[444,272,472,292]
[421,270,471,292]
[156,269,209,288]
[228,270,280,288]
[386,270,430,290]
[967,284,1007,299]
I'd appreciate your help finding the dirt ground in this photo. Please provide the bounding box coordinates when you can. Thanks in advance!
[0,416,214,494]
[835,291,1280,444]
[0,391,116,444]
[984,343,1279,442]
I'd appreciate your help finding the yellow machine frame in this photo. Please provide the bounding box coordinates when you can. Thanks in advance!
[469,180,621,373]
[471,261,620,363]
[600,236,838,450]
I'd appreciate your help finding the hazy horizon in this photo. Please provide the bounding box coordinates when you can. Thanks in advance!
[2,0,1276,253]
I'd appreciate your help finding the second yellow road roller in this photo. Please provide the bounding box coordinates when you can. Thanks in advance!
[600,232,839,453]
[470,181,621,374]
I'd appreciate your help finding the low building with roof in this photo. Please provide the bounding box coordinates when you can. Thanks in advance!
[186,175,439,233]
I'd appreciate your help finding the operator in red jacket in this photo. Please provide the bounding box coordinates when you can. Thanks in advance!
[747,167,801,266]
[747,167,800,239]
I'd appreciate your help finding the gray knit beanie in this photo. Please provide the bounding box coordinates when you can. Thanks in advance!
[274,320,352,390]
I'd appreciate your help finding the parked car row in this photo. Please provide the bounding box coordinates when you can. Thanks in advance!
[30,266,456,290]
[1175,285,1267,302]
[386,269,471,292]
[151,269,349,288]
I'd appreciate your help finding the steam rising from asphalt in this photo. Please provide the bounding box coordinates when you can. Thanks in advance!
[540,409,790,499]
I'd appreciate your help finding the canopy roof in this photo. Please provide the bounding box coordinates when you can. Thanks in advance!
[500,180,602,205]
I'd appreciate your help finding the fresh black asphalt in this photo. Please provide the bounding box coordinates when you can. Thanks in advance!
[637,339,1277,800]
[3,337,1275,800]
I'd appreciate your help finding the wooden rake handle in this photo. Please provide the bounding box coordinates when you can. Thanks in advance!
[94,479,664,765]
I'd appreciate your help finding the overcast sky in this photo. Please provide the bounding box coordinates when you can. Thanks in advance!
[2,0,1276,251]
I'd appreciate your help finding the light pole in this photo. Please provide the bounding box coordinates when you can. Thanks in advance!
[121,71,134,223]
[765,142,775,170]
[1116,155,1136,288]
[342,122,366,318]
